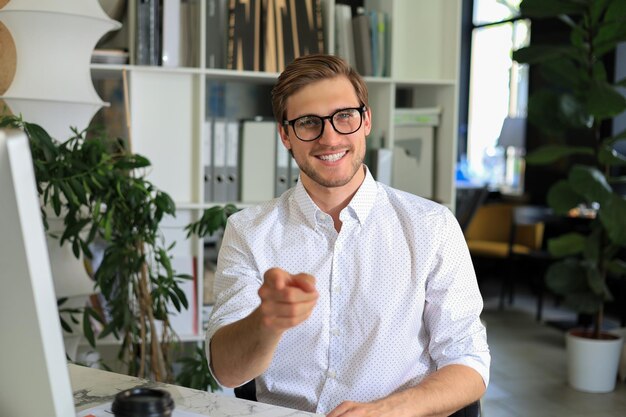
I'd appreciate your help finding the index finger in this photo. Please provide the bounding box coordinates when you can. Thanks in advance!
[289,273,317,293]
[263,267,291,290]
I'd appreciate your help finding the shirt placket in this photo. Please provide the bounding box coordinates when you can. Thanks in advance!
[317,218,353,413]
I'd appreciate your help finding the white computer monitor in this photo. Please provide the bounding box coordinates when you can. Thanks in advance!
[0,129,75,417]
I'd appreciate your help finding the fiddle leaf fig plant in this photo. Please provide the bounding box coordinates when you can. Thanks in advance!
[513,0,626,338]
[0,114,189,381]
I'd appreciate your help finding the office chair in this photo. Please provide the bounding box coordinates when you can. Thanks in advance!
[464,202,548,316]
[235,380,481,416]
[501,205,554,320]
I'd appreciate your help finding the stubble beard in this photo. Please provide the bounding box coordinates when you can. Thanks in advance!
[295,146,365,188]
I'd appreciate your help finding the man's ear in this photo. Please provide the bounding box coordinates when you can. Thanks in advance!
[277,123,291,150]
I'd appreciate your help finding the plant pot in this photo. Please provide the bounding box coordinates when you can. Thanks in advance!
[566,329,624,393]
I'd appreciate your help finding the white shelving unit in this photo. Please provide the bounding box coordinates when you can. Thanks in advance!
[90,0,462,341]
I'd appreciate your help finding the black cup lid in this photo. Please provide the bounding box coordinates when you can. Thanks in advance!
[111,388,175,417]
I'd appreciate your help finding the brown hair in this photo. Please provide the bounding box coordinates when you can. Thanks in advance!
[271,54,369,124]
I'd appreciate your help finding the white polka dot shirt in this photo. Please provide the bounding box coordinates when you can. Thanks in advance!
[205,167,490,414]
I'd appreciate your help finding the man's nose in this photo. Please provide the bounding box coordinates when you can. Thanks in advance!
[317,118,342,145]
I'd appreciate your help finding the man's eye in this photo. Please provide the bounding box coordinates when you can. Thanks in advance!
[296,117,321,128]
[335,110,355,120]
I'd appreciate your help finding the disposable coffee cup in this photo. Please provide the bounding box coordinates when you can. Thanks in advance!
[111,387,175,417]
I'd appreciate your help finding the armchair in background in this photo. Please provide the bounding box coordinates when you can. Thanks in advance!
[464,202,549,319]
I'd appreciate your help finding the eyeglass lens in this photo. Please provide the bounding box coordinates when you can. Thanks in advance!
[293,108,363,141]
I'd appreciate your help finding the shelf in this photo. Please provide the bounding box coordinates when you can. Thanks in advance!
[92,64,280,84]
[77,332,205,347]
[88,0,463,346]
[92,64,456,88]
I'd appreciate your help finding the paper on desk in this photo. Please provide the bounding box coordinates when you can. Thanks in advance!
[78,401,209,417]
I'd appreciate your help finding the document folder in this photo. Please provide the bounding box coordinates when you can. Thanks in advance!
[226,120,240,202]
[203,119,213,202]
[211,118,228,202]
[239,119,277,202]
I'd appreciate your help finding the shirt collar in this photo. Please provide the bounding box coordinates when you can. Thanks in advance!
[346,165,378,225]
[290,165,379,229]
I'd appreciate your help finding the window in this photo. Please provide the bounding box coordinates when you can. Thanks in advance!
[462,0,530,190]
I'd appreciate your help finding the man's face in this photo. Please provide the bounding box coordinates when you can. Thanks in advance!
[279,76,371,190]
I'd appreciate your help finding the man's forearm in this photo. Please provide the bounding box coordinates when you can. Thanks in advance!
[328,364,485,417]
[382,364,486,417]
[210,307,283,388]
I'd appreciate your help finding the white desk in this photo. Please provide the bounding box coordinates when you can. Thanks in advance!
[69,364,322,417]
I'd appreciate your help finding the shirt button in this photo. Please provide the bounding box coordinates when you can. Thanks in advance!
[332,285,341,293]
[327,370,336,379]
[331,328,340,336]
[335,241,342,251]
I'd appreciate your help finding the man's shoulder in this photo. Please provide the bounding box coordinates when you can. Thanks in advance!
[378,182,450,219]
[228,190,293,229]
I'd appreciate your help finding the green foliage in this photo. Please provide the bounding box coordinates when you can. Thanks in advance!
[176,346,220,392]
[0,114,187,381]
[514,0,626,337]
[186,204,240,238]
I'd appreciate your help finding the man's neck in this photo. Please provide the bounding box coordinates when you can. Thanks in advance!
[301,165,366,231]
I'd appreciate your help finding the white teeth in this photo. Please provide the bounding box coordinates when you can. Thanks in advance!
[319,151,346,162]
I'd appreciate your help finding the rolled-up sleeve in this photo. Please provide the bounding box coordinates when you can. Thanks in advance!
[204,216,262,386]
[423,209,491,387]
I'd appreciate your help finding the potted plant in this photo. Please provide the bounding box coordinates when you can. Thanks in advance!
[0,114,190,382]
[513,0,626,392]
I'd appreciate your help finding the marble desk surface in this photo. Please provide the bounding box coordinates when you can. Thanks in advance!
[69,364,322,417]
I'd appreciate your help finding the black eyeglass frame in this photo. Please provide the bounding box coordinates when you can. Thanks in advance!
[282,105,367,142]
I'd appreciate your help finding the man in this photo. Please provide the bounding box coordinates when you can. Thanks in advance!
[206,54,489,417]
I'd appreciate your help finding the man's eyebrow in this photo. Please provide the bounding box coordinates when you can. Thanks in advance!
[291,106,361,119]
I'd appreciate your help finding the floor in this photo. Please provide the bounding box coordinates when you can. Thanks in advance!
[479,278,626,417]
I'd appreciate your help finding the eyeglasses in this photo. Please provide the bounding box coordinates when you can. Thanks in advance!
[283,106,367,142]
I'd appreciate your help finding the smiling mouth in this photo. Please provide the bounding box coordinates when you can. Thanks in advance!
[317,151,347,162]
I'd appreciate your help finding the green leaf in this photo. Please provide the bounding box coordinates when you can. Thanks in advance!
[169,290,181,312]
[527,91,570,135]
[82,309,96,348]
[512,45,576,64]
[590,0,612,26]
[519,0,586,18]
[545,258,587,295]
[173,285,189,310]
[525,145,593,165]
[548,232,586,257]
[546,180,584,215]
[606,259,626,277]
[539,58,583,91]
[598,145,626,167]
[602,128,626,147]
[69,178,88,205]
[60,317,73,333]
[587,81,626,120]
[51,188,62,216]
[582,227,602,264]
[598,193,626,245]
[568,165,612,205]
[593,1,626,56]
[559,94,593,128]
[586,267,605,296]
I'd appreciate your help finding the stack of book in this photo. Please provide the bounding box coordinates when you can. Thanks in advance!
[335,3,388,77]
[135,0,200,67]
[206,0,325,71]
